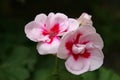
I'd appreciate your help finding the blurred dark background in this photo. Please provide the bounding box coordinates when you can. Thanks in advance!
[0,0,120,80]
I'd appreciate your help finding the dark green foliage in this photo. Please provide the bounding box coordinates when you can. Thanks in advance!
[34,69,51,80]
[0,46,36,80]
[82,68,120,80]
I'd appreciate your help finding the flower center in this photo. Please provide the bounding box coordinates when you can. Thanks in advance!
[47,23,60,39]
[72,44,86,54]
[42,23,60,41]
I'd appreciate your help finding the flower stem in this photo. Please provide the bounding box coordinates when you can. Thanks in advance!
[53,56,59,80]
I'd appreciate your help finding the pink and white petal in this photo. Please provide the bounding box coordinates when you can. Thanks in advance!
[67,18,79,31]
[46,13,68,30]
[58,20,68,34]
[80,33,104,49]
[87,48,104,71]
[77,13,93,26]
[46,12,55,29]
[35,13,47,25]
[25,21,44,42]
[55,13,68,23]
[57,31,75,59]
[78,25,96,35]
[65,56,90,75]
[37,37,60,55]
[54,13,70,34]
[80,13,92,20]
[57,40,69,59]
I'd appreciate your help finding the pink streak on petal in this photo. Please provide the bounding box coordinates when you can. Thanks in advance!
[72,54,80,61]
[63,29,68,32]
[50,23,60,34]
[65,41,73,54]
[65,41,80,61]
[46,37,60,44]
[74,33,81,44]
[42,29,49,36]
[72,50,90,61]
[81,49,90,58]
[80,41,89,44]
[65,41,90,61]
[47,37,54,44]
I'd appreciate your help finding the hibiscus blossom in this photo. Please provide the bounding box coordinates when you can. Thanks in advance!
[57,25,104,75]
[25,12,79,55]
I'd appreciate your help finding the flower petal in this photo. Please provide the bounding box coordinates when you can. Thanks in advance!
[87,48,104,71]
[37,37,60,55]
[55,13,68,33]
[45,12,54,29]
[58,20,68,35]
[57,31,75,59]
[35,13,47,25]
[80,33,104,49]
[46,13,68,31]
[77,13,93,26]
[78,25,96,35]
[55,13,68,24]
[67,18,79,32]
[65,56,90,75]
[25,21,45,42]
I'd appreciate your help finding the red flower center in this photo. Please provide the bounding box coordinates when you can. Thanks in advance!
[65,33,90,60]
[42,23,60,43]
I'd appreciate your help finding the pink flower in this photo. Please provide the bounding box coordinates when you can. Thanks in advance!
[57,25,104,75]
[77,13,93,26]
[24,12,79,55]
